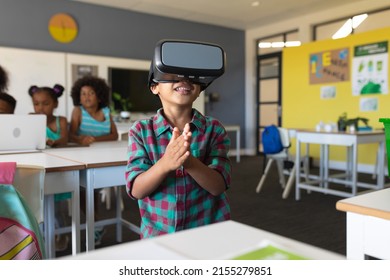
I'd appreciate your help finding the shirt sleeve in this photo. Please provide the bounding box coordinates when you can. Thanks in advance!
[206,120,232,190]
[125,122,153,199]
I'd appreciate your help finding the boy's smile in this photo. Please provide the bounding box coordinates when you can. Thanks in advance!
[173,82,194,95]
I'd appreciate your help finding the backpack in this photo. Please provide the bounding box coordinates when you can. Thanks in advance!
[262,125,284,154]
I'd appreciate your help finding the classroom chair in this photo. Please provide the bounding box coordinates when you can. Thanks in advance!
[13,164,45,225]
[256,127,309,199]
[100,187,124,211]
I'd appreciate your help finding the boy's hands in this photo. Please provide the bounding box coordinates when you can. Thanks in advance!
[163,124,192,171]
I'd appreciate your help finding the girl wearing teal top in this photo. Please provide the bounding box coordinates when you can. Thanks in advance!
[28,84,70,251]
[29,84,68,147]
[69,76,118,145]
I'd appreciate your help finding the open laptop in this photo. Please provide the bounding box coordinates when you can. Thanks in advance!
[0,114,46,154]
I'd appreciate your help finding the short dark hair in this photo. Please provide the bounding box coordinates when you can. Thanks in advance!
[71,76,110,110]
[0,92,17,113]
[28,84,65,102]
[0,65,9,92]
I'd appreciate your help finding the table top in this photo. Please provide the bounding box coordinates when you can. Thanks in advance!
[60,220,344,260]
[336,188,390,220]
[0,152,84,172]
[295,129,384,145]
[44,141,128,168]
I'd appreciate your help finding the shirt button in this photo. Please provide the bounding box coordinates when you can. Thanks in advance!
[176,170,183,177]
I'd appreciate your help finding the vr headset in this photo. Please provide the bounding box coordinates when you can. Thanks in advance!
[148,39,226,90]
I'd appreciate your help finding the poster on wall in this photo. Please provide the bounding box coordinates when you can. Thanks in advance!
[309,48,349,84]
[352,41,388,95]
[360,97,378,112]
[320,85,336,99]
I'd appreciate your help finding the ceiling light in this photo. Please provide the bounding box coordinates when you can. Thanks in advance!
[352,13,368,28]
[251,1,260,7]
[258,42,272,48]
[271,42,285,48]
[332,19,353,39]
[258,41,301,48]
[332,13,368,39]
[285,41,301,47]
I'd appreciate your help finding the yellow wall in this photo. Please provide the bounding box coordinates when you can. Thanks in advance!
[282,27,390,165]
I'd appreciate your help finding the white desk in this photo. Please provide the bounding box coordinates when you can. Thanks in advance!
[225,125,241,163]
[295,130,385,200]
[60,220,343,260]
[0,152,83,259]
[336,188,390,260]
[45,141,140,252]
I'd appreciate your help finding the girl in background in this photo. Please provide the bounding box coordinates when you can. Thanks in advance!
[28,84,70,251]
[69,75,118,145]
[69,75,118,245]
[28,84,68,147]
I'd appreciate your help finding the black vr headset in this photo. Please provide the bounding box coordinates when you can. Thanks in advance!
[148,39,226,91]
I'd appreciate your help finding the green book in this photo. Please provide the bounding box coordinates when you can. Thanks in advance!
[232,244,308,260]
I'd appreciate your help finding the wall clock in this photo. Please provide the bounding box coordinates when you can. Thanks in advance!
[48,13,78,43]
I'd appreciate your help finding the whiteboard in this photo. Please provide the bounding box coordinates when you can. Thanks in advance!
[0,46,66,116]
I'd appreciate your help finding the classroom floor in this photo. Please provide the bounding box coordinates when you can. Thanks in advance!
[55,155,389,258]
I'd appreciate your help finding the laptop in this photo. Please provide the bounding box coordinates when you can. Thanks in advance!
[0,114,46,153]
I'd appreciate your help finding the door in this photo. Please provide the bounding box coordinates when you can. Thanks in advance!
[256,52,282,154]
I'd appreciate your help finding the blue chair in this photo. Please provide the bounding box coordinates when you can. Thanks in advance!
[256,128,309,199]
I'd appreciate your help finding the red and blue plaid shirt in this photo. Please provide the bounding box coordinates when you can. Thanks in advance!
[125,108,231,238]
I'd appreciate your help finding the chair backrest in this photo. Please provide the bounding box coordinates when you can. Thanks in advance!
[277,127,291,149]
[13,165,45,224]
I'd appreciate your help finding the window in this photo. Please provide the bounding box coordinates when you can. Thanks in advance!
[314,7,390,41]
[257,30,300,56]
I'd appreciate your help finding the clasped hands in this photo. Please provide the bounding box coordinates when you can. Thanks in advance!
[163,123,192,171]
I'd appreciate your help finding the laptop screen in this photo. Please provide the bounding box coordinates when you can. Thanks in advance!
[0,114,46,153]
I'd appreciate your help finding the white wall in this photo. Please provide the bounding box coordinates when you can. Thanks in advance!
[244,0,390,155]
[0,46,66,115]
[1,46,205,120]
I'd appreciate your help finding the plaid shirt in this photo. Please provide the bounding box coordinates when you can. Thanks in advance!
[126,108,231,238]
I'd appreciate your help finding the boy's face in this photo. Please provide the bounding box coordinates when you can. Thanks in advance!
[150,80,201,108]
[0,99,14,114]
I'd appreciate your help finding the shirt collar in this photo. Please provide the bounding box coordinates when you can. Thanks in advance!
[153,108,206,137]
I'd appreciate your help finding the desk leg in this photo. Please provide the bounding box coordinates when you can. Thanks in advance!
[351,143,358,196]
[85,169,95,251]
[377,141,385,189]
[236,128,240,163]
[295,139,301,200]
[346,212,366,259]
[324,144,329,189]
[116,186,123,242]
[44,194,55,259]
[71,174,81,256]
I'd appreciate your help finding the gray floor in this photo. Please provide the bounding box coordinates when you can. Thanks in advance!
[57,155,387,258]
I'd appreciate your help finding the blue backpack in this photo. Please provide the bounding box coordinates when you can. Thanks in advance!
[262,125,284,154]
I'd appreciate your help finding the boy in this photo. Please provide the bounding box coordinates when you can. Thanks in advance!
[125,40,231,238]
